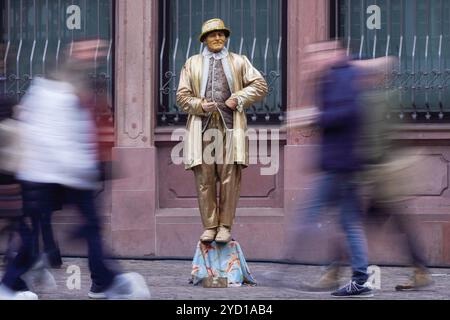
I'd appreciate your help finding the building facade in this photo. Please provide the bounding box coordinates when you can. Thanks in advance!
[2,0,450,266]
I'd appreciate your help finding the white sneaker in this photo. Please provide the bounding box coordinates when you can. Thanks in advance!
[22,261,57,292]
[105,273,151,300]
[88,281,108,299]
[88,290,107,299]
[0,284,38,300]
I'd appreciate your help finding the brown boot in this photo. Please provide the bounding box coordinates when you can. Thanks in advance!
[215,226,232,243]
[306,265,340,291]
[395,268,434,291]
[200,228,217,242]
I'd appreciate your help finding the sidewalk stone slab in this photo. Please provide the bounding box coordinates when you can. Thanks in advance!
[2,258,450,300]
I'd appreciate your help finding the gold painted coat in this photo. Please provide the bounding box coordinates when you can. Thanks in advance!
[176,53,268,170]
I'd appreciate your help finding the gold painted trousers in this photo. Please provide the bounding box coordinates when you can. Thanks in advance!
[193,112,241,229]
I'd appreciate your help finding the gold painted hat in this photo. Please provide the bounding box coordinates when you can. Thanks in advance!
[199,18,231,42]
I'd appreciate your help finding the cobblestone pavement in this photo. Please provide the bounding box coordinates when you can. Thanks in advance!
[1,257,450,300]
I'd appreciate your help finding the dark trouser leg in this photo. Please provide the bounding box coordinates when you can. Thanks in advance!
[29,213,40,259]
[1,217,38,291]
[41,210,56,252]
[21,182,60,258]
[65,187,116,288]
[21,181,40,259]
[40,208,62,267]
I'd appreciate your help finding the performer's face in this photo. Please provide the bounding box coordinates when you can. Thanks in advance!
[205,31,227,53]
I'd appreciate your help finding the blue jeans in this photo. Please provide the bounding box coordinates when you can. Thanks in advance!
[1,183,116,291]
[302,171,369,283]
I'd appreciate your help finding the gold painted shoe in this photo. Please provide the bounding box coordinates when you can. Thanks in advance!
[200,228,217,242]
[215,226,232,243]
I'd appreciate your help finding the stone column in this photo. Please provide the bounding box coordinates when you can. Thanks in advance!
[283,0,330,262]
[112,0,158,257]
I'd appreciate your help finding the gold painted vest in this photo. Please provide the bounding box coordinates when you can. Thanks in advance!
[202,57,233,131]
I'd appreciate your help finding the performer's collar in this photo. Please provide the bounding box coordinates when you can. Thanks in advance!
[202,46,229,60]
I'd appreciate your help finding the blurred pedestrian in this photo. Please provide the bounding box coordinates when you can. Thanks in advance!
[355,57,433,291]
[0,39,150,300]
[306,56,434,293]
[288,40,373,297]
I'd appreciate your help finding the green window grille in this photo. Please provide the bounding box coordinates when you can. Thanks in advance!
[336,0,450,122]
[1,0,114,113]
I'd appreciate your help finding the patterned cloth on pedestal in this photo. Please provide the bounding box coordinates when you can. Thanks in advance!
[191,241,256,287]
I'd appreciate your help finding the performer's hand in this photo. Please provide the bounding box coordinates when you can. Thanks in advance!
[201,102,217,112]
[225,98,238,110]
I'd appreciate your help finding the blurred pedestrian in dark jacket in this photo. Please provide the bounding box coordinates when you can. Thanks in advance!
[291,41,373,298]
